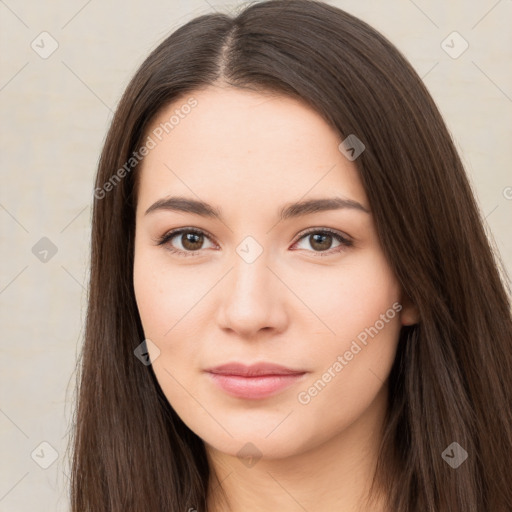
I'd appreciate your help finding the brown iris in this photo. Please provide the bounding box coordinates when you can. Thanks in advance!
[309,232,333,251]
[181,232,204,251]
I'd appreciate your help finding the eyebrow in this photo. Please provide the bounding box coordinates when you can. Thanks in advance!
[144,195,370,220]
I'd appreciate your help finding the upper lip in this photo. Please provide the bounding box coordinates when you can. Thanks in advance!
[205,362,306,377]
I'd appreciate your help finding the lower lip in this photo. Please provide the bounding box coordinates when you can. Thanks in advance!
[206,372,306,399]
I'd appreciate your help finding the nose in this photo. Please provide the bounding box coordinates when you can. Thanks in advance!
[216,249,289,338]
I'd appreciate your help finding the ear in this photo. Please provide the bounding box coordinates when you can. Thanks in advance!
[399,291,420,326]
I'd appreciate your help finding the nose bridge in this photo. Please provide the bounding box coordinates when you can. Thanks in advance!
[217,236,285,335]
[229,239,273,303]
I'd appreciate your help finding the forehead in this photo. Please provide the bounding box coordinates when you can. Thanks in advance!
[137,86,367,213]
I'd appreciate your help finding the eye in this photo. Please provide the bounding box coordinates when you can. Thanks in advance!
[291,228,353,256]
[155,227,353,258]
[155,228,216,257]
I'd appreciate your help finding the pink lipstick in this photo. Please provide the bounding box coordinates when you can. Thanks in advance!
[205,362,307,400]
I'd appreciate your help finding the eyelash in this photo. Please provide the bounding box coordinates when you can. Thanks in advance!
[155,227,353,258]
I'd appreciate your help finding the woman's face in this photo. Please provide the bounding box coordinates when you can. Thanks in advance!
[133,86,417,461]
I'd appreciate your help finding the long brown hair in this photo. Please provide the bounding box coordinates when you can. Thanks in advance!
[68,1,512,510]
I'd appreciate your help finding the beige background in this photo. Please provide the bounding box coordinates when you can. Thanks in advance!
[1,0,511,510]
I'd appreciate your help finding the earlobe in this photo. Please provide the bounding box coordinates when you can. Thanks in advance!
[400,292,420,326]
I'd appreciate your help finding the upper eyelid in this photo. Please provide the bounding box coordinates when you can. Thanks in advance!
[296,226,351,241]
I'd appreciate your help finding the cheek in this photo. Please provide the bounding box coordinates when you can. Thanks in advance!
[133,245,207,341]
[289,246,401,341]
[133,254,204,421]
[295,312,400,446]
[292,249,402,421]
[133,245,213,396]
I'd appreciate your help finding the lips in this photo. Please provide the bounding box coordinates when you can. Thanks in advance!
[204,362,307,399]
[205,362,306,377]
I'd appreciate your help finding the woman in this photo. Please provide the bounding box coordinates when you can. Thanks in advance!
[69,1,512,510]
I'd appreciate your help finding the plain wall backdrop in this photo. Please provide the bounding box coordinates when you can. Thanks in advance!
[1,0,511,510]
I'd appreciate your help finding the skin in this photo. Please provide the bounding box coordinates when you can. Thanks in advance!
[133,85,419,512]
